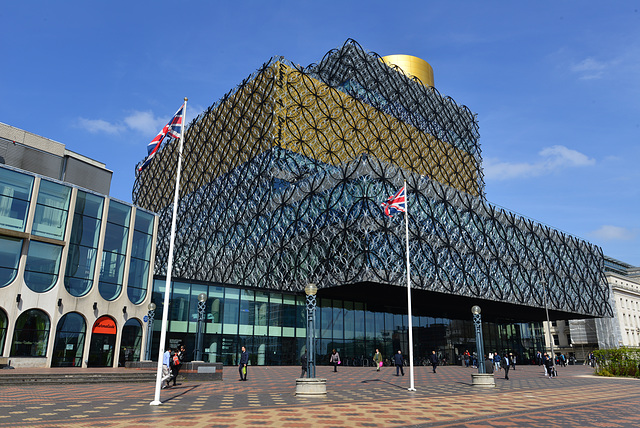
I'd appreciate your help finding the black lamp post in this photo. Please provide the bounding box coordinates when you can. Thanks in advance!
[195,292,207,361]
[472,305,486,374]
[305,283,318,378]
[145,302,156,360]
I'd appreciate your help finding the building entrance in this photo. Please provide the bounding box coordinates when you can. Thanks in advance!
[87,316,116,367]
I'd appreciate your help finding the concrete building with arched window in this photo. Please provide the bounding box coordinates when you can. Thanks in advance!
[0,123,157,368]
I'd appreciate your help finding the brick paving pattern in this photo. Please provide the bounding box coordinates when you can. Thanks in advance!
[1,364,639,427]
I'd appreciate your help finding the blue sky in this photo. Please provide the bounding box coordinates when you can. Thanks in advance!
[2,1,639,266]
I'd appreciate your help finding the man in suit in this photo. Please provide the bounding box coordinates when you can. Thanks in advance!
[239,346,249,381]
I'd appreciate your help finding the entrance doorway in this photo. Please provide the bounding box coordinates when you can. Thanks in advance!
[87,316,117,367]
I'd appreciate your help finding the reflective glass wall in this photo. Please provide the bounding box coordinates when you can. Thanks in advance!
[150,278,545,366]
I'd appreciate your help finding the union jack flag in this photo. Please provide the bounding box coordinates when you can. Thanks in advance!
[138,102,185,172]
[381,186,406,217]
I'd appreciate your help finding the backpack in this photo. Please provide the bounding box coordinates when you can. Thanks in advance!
[173,354,180,366]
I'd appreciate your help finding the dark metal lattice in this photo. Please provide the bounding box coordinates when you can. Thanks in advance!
[132,39,611,318]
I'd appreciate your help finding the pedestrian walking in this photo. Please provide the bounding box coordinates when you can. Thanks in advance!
[330,349,340,372]
[300,350,308,378]
[170,346,184,386]
[161,346,172,389]
[429,350,438,373]
[510,353,516,370]
[463,350,470,367]
[493,352,501,371]
[373,349,383,372]
[393,350,404,376]
[503,353,510,380]
[484,355,494,374]
[239,346,248,381]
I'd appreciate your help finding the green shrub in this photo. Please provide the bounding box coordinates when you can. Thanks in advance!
[594,347,640,378]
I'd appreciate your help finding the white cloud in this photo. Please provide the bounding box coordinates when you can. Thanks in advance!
[123,111,163,135]
[76,118,122,134]
[590,225,638,242]
[76,110,169,136]
[571,57,609,80]
[483,145,595,180]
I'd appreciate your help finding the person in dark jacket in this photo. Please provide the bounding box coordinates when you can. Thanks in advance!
[484,355,494,374]
[502,353,510,380]
[393,350,404,376]
[300,350,308,378]
[239,346,249,381]
[429,350,439,373]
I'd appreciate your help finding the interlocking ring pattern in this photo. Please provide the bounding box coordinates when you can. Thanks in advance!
[133,40,611,318]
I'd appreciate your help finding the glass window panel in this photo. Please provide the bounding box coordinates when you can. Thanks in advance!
[133,210,154,234]
[239,289,255,336]
[333,300,344,340]
[130,231,152,259]
[344,301,354,340]
[0,236,22,288]
[24,241,62,293]
[31,180,71,240]
[98,252,125,300]
[269,293,282,336]
[107,200,131,226]
[103,223,128,254]
[51,312,86,367]
[10,309,50,357]
[0,167,33,232]
[282,294,296,329]
[254,291,268,335]
[126,258,149,304]
[223,288,239,335]
[74,190,104,219]
[320,298,332,340]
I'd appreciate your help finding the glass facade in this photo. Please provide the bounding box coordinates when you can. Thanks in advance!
[0,236,22,288]
[127,210,154,304]
[51,312,86,367]
[98,200,131,300]
[0,167,33,232]
[65,190,104,297]
[31,179,71,240]
[150,278,545,366]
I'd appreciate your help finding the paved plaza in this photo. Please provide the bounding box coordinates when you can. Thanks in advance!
[1,364,639,427]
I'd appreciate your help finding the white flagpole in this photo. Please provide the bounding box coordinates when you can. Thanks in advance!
[150,98,187,406]
[404,180,416,391]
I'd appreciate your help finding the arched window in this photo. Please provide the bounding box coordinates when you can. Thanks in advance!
[51,312,86,367]
[99,201,131,301]
[11,309,50,357]
[24,241,63,293]
[0,236,22,288]
[119,318,143,366]
[127,210,154,304]
[0,308,8,354]
[64,190,104,297]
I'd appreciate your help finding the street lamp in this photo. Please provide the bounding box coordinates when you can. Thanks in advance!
[471,305,486,374]
[195,292,207,361]
[541,275,556,369]
[145,302,156,360]
[305,283,318,379]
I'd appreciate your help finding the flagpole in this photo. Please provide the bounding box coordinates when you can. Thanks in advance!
[404,180,416,392]
[150,98,187,406]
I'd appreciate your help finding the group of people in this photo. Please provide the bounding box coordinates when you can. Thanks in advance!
[161,344,185,388]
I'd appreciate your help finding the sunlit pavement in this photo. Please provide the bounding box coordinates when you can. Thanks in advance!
[1,364,639,427]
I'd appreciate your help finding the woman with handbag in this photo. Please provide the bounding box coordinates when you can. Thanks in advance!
[330,349,340,372]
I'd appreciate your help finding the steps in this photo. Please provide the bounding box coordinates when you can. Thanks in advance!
[0,371,156,384]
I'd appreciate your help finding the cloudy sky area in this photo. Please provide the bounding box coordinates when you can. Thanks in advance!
[2,1,639,265]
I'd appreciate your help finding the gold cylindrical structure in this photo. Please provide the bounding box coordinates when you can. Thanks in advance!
[381,54,434,87]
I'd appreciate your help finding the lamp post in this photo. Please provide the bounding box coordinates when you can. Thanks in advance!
[305,283,318,379]
[145,302,156,361]
[541,277,556,368]
[471,305,485,374]
[195,292,207,361]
